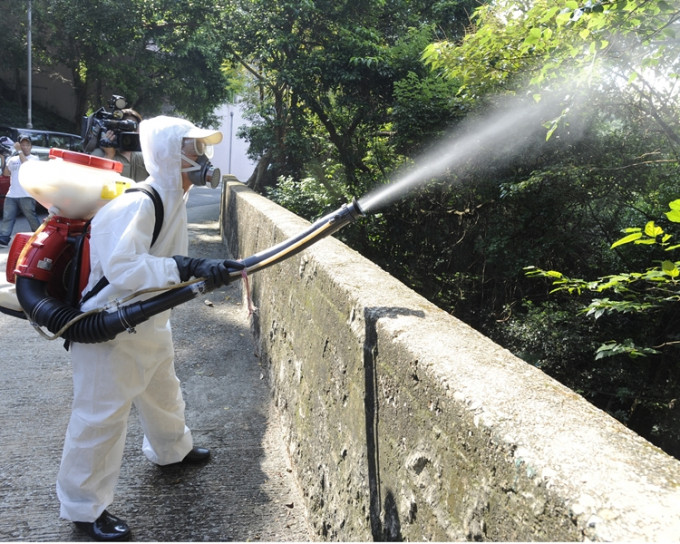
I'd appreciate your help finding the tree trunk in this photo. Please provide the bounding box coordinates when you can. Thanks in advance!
[246,152,273,194]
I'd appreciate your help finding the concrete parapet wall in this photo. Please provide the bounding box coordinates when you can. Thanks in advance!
[221,181,680,542]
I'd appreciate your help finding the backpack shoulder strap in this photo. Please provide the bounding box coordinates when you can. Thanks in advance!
[125,183,164,246]
[79,184,165,306]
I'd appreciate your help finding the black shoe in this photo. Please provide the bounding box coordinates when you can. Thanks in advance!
[74,510,131,541]
[158,447,210,468]
[181,446,210,464]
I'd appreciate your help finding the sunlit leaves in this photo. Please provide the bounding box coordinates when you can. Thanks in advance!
[527,199,680,359]
[665,199,680,223]
[611,228,643,248]
[611,218,675,249]
[423,0,680,110]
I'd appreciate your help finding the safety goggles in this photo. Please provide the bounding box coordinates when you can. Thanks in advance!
[182,137,214,159]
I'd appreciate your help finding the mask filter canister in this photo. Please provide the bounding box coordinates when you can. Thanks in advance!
[182,154,221,188]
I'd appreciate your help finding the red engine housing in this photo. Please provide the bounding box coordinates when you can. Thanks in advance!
[8,216,90,302]
[6,149,123,307]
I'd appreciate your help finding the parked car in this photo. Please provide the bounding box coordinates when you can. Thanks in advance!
[0,125,83,160]
[0,126,82,214]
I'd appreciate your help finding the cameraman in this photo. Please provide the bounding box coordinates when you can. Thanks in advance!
[91,108,149,182]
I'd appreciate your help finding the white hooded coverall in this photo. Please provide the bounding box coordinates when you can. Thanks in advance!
[56,116,208,522]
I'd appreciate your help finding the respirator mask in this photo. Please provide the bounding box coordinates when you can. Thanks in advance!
[181,138,221,189]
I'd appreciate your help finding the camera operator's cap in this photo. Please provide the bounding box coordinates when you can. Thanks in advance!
[18,134,31,143]
[0,136,14,149]
[183,126,222,158]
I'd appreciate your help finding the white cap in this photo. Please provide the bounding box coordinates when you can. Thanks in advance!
[183,127,223,145]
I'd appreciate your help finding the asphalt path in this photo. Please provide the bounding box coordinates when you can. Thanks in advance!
[0,186,312,541]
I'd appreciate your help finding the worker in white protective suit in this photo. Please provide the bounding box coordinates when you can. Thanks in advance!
[57,115,244,541]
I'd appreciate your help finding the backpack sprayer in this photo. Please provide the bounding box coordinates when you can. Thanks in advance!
[0,149,364,344]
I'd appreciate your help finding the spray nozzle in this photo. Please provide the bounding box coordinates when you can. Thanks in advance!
[331,198,365,225]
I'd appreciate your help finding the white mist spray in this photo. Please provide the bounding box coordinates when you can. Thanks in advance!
[358,90,580,214]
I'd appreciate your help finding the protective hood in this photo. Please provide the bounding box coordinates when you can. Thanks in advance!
[140,115,194,193]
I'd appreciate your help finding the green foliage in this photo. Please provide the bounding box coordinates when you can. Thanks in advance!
[423,0,680,93]
[492,300,598,379]
[5,0,237,126]
[527,200,680,358]
[594,340,659,360]
[224,0,478,192]
[392,71,467,153]
[266,175,340,220]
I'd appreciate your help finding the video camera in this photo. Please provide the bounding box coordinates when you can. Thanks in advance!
[81,95,141,153]
[0,136,17,172]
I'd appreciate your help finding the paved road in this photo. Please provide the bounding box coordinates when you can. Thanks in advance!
[0,187,312,541]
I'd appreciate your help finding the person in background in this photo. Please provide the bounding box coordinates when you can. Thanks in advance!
[91,108,149,181]
[0,135,41,247]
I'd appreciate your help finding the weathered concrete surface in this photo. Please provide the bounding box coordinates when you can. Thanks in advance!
[0,186,312,541]
[223,180,680,542]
